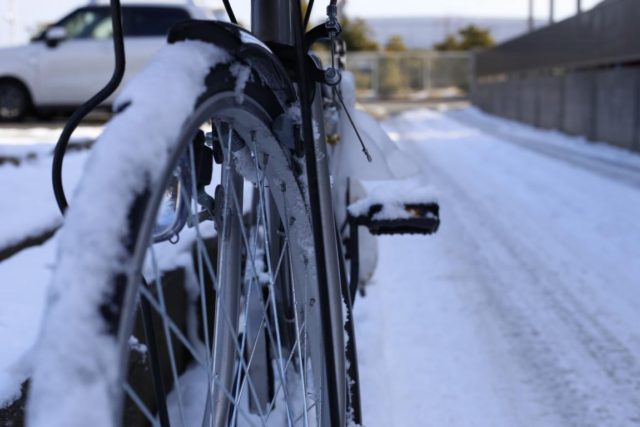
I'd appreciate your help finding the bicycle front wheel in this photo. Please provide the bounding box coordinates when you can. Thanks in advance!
[28,39,344,427]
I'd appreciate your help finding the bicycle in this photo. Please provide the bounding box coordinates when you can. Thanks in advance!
[27,1,439,426]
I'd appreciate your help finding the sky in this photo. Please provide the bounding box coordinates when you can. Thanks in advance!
[0,0,603,46]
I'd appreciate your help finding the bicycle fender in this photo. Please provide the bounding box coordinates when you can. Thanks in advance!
[167,20,296,105]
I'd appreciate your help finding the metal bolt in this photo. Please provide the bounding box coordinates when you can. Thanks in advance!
[324,67,342,86]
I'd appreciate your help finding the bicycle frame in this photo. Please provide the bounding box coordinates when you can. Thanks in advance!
[50,0,350,424]
[252,2,347,426]
[252,0,293,45]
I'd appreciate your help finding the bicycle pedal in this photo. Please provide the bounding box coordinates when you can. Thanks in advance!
[349,197,440,236]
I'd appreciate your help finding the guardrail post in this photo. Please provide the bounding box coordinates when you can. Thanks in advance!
[425,54,432,98]
[372,55,380,98]
[469,51,477,102]
[529,0,534,31]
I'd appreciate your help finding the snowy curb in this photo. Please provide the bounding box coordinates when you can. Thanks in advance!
[0,138,94,167]
[0,263,193,425]
[0,227,59,263]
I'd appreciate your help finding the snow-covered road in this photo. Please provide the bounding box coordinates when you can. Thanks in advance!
[356,108,640,426]
[1,108,639,426]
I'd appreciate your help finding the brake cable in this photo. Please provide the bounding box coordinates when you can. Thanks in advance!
[303,0,315,29]
[52,0,126,214]
[324,1,372,162]
[222,0,238,24]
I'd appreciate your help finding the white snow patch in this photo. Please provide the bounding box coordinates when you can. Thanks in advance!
[347,180,439,219]
[27,40,232,427]
[356,106,640,427]
[286,104,301,124]
[239,31,270,51]
[452,106,640,170]
[312,119,321,142]
[127,336,147,355]
[0,153,87,250]
[0,237,57,407]
[0,125,100,159]
[230,63,251,104]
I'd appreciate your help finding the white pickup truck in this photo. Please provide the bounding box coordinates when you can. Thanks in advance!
[0,3,218,121]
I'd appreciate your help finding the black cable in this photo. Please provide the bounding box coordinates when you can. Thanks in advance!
[222,0,238,24]
[290,1,342,426]
[52,0,126,214]
[303,0,315,29]
[334,87,372,162]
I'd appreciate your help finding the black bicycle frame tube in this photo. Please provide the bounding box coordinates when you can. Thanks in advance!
[290,1,345,426]
[251,0,293,45]
[251,1,345,425]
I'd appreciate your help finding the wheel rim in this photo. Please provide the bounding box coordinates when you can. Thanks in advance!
[116,94,328,427]
[0,83,27,119]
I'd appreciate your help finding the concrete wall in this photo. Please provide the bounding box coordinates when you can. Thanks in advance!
[518,78,538,125]
[537,76,564,131]
[473,66,640,152]
[503,79,521,121]
[562,71,596,139]
[595,68,639,150]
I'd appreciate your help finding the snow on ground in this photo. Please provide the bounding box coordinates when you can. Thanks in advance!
[0,124,100,160]
[356,107,640,426]
[0,237,56,405]
[0,153,87,250]
[0,124,91,406]
[1,106,640,426]
[0,124,97,249]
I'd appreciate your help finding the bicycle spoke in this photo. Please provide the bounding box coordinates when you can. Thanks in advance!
[263,318,308,423]
[35,39,344,427]
[124,382,161,427]
[223,147,289,422]
[199,122,285,426]
[143,227,263,426]
[139,285,205,366]
[250,136,295,426]
[220,131,315,426]
[230,221,272,423]
[131,119,326,427]
[283,187,311,427]
[294,401,318,425]
[149,245,188,427]
[187,144,214,366]
[231,237,290,424]
[144,203,259,426]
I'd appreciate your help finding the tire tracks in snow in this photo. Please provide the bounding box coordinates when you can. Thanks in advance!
[448,112,640,190]
[431,161,640,426]
[399,117,640,426]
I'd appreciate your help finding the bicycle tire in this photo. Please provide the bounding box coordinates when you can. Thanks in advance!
[27,39,346,427]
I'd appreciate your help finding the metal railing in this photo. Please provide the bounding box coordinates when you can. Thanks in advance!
[332,51,471,100]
